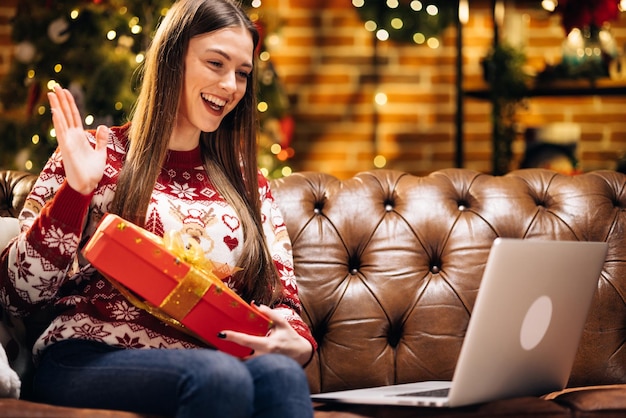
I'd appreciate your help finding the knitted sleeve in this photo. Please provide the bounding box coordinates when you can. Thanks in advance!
[257,173,318,353]
[0,147,93,317]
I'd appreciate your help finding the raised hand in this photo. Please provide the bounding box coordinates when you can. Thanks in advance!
[47,86,109,195]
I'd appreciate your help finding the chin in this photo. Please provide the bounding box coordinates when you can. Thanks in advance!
[199,122,221,133]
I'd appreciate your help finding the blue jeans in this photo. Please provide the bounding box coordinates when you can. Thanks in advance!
[32,340,314,418]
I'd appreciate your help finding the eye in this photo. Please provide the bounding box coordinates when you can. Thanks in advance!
[237,70,251,80]
[207,60,223,68]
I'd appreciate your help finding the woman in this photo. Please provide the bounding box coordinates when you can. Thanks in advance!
[0,0,316,416]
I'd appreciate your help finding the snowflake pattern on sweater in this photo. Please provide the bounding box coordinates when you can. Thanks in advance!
[0,124,317,359]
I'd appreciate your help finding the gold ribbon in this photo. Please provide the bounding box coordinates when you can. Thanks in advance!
[106,224,241,341]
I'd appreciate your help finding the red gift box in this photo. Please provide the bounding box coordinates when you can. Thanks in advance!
[83,213,273,358]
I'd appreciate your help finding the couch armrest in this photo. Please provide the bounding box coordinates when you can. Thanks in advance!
[544,385,626,412]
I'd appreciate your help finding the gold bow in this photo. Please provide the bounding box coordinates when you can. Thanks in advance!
[158,230,241,319]
[162,230,240,281]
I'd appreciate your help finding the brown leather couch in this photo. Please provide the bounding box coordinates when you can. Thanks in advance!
[1,168,626,417]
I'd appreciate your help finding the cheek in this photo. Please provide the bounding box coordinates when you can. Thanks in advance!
[183,63,206,93]
[233,82,248,103]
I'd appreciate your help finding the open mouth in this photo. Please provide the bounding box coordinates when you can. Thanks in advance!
[201,93,226,111]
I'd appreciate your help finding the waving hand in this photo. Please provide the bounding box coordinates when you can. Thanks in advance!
[47,86,109,195]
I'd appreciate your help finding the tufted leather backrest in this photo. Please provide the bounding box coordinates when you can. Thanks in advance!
[270,168,626,394]
[0,171,37,218]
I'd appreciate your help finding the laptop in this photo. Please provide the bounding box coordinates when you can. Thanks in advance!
[310,238,608,408]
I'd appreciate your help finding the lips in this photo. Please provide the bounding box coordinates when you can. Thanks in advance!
[201,93,226,111]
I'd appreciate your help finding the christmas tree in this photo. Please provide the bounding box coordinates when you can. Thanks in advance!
[0,0,295,178]
[252,10,295,179]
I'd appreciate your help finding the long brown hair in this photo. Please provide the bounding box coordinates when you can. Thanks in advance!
[109,0,281,305]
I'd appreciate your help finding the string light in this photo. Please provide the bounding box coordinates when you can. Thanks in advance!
[266,33,280,48]
[276,149,289,161]
[426,5,438,15]
[427,37,440,48]
[541,0,557,12]
[376,29,390,41]
[413,33,425,44]
[459,0,469,24]
[364,20,377,32]
[374,92,388,106]
[270,144,282,155]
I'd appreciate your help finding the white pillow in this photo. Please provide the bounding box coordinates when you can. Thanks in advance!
[0,217,22,398]
[0,217,19,251]
[0,334,20,399]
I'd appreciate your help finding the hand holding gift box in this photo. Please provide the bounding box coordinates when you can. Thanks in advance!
[83,213,273,358]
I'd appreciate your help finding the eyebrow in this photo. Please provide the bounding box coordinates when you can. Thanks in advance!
[207,48,253,69]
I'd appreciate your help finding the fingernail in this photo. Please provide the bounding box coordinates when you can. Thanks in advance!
[217,332,226,339]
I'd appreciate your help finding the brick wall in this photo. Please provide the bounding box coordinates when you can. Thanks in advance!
[0,0,17,77]
[1,0,624,177]
[262,0,626,177]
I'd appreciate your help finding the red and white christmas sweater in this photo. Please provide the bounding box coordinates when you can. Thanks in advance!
[0,124,317,359]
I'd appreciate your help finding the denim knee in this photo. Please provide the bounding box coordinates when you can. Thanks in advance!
[246,354,313,418]
[177,350,254,418]
[246,353,306,383]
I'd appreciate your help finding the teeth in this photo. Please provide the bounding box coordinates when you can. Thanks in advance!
[201,93,226,108]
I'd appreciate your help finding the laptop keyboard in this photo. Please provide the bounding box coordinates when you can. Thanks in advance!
[395,388,450,398]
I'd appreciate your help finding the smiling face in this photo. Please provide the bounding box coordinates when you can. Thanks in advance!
[171,26,254,150]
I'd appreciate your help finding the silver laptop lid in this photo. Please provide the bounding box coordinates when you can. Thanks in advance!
[448,238,607,406]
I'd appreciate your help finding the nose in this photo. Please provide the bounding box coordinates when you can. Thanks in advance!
[219,71,237,93]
